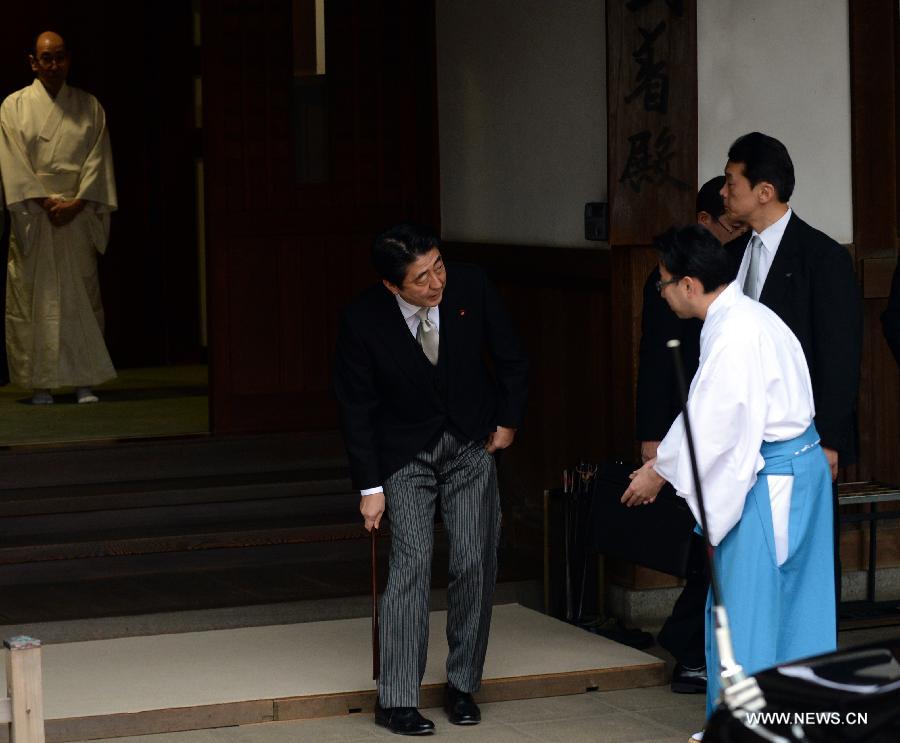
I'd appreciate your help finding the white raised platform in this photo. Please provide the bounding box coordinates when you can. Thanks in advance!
[1,604,664,742]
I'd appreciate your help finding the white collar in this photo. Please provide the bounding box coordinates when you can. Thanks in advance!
[395,293,429,320]
[31,78,68,102]
[705,281,741,323]
[752,206,792,254]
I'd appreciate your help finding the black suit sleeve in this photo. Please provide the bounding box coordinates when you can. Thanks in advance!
[635,268,701,441]
[810,243,863,458]
[332,310,382,491]
[883,262,900,367]
[480,270,529,428]
[636,268,680,441]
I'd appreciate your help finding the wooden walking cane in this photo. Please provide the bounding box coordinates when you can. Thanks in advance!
[371,527,380,680]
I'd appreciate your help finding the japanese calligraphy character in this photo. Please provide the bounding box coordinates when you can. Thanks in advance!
[619,128,690,193]
[625,21,669,113]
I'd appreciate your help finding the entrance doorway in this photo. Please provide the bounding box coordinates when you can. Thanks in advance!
[0,2,208,445]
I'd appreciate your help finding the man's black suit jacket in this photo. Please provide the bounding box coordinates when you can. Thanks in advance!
[333,262,529,490]
[725,212,862,464]
[635,266,702,442]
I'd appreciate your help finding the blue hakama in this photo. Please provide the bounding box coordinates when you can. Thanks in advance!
[705,423,836,718]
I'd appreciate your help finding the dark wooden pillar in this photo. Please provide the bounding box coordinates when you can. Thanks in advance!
[606,0,697,462]
[605,0,697,591]
[200,0,439,434]
[850,0,900,486]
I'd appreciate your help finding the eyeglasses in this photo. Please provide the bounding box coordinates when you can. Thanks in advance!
[716,217,735,235]
[33,52,68,69]
[655,276,680,293]
[717,217,748,236]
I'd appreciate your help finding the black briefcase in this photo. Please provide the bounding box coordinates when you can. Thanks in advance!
[588,461,697,578]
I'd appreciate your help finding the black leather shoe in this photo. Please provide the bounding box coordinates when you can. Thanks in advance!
[374,702,435,735]
[671,663,707,694]
[444,685,481,725]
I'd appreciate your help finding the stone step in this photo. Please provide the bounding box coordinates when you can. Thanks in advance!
[0,468,353,517]
[0,431,347,489]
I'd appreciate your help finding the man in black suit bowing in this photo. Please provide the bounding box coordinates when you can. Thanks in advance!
[720,132,862,610]
[333,223,528,735]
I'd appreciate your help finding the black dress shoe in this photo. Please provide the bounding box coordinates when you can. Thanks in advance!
[374,702,435,735]
[671,663,707,694]
[444,685,481,725]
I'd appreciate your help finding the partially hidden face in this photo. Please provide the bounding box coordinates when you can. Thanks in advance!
[658,263,690,319]
[701,212,748,246]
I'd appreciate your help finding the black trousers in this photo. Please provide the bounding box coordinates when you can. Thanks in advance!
[657,533,708,669]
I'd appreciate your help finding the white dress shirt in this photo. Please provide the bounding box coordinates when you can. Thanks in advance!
[360,295,442,496]
[735,207,792,300]
[395,293,441,336]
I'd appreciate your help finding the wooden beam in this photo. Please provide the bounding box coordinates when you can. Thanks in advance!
[606,0,698,581]
[607,0,698,245]
[4,637,45,743]
[850,0,898,260]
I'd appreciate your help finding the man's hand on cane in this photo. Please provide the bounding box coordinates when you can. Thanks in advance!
[361,491,385,531]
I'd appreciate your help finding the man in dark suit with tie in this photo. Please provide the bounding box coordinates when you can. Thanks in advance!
[333,223,528,736]
[720,132,862,614]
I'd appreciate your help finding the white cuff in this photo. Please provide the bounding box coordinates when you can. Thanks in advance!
[360,486,383,496]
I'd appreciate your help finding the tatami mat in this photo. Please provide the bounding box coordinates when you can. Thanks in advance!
[0,603,664,741]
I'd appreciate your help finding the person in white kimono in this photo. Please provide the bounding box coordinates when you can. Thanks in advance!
[0,30,117,404]
[622,225,836,732]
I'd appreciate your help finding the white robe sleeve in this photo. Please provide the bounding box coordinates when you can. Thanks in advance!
[75,99,117,212]
[0,96,47,210]
[654,331,768,546]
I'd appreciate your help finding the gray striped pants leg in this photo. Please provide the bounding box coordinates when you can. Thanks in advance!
[440,435,500,693]
[377,431,500,707]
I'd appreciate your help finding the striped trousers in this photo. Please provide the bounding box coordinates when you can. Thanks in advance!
[378,430,501,708]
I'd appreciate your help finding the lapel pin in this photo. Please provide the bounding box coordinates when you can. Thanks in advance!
[459,309,466,317]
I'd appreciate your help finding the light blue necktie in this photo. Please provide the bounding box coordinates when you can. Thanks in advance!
[743,235,763,300]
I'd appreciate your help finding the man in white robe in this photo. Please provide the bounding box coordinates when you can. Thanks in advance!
[622,225,836,729]
[0,30,117,404]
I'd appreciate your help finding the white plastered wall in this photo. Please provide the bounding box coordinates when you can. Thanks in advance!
[436,0,607,247]
[698,1,853,243]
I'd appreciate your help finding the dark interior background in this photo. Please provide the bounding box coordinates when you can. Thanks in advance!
[0,2,202,369]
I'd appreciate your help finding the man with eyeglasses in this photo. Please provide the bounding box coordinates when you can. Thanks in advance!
[624,225,836,736]
[0,31,117,405]
[634,176,746,696]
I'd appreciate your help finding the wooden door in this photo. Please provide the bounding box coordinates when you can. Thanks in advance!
[0,3,201,369]
[201,0,439,433]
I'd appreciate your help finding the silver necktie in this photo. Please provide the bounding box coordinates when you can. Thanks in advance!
[743,235,763,300]
[415,307,439,365]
